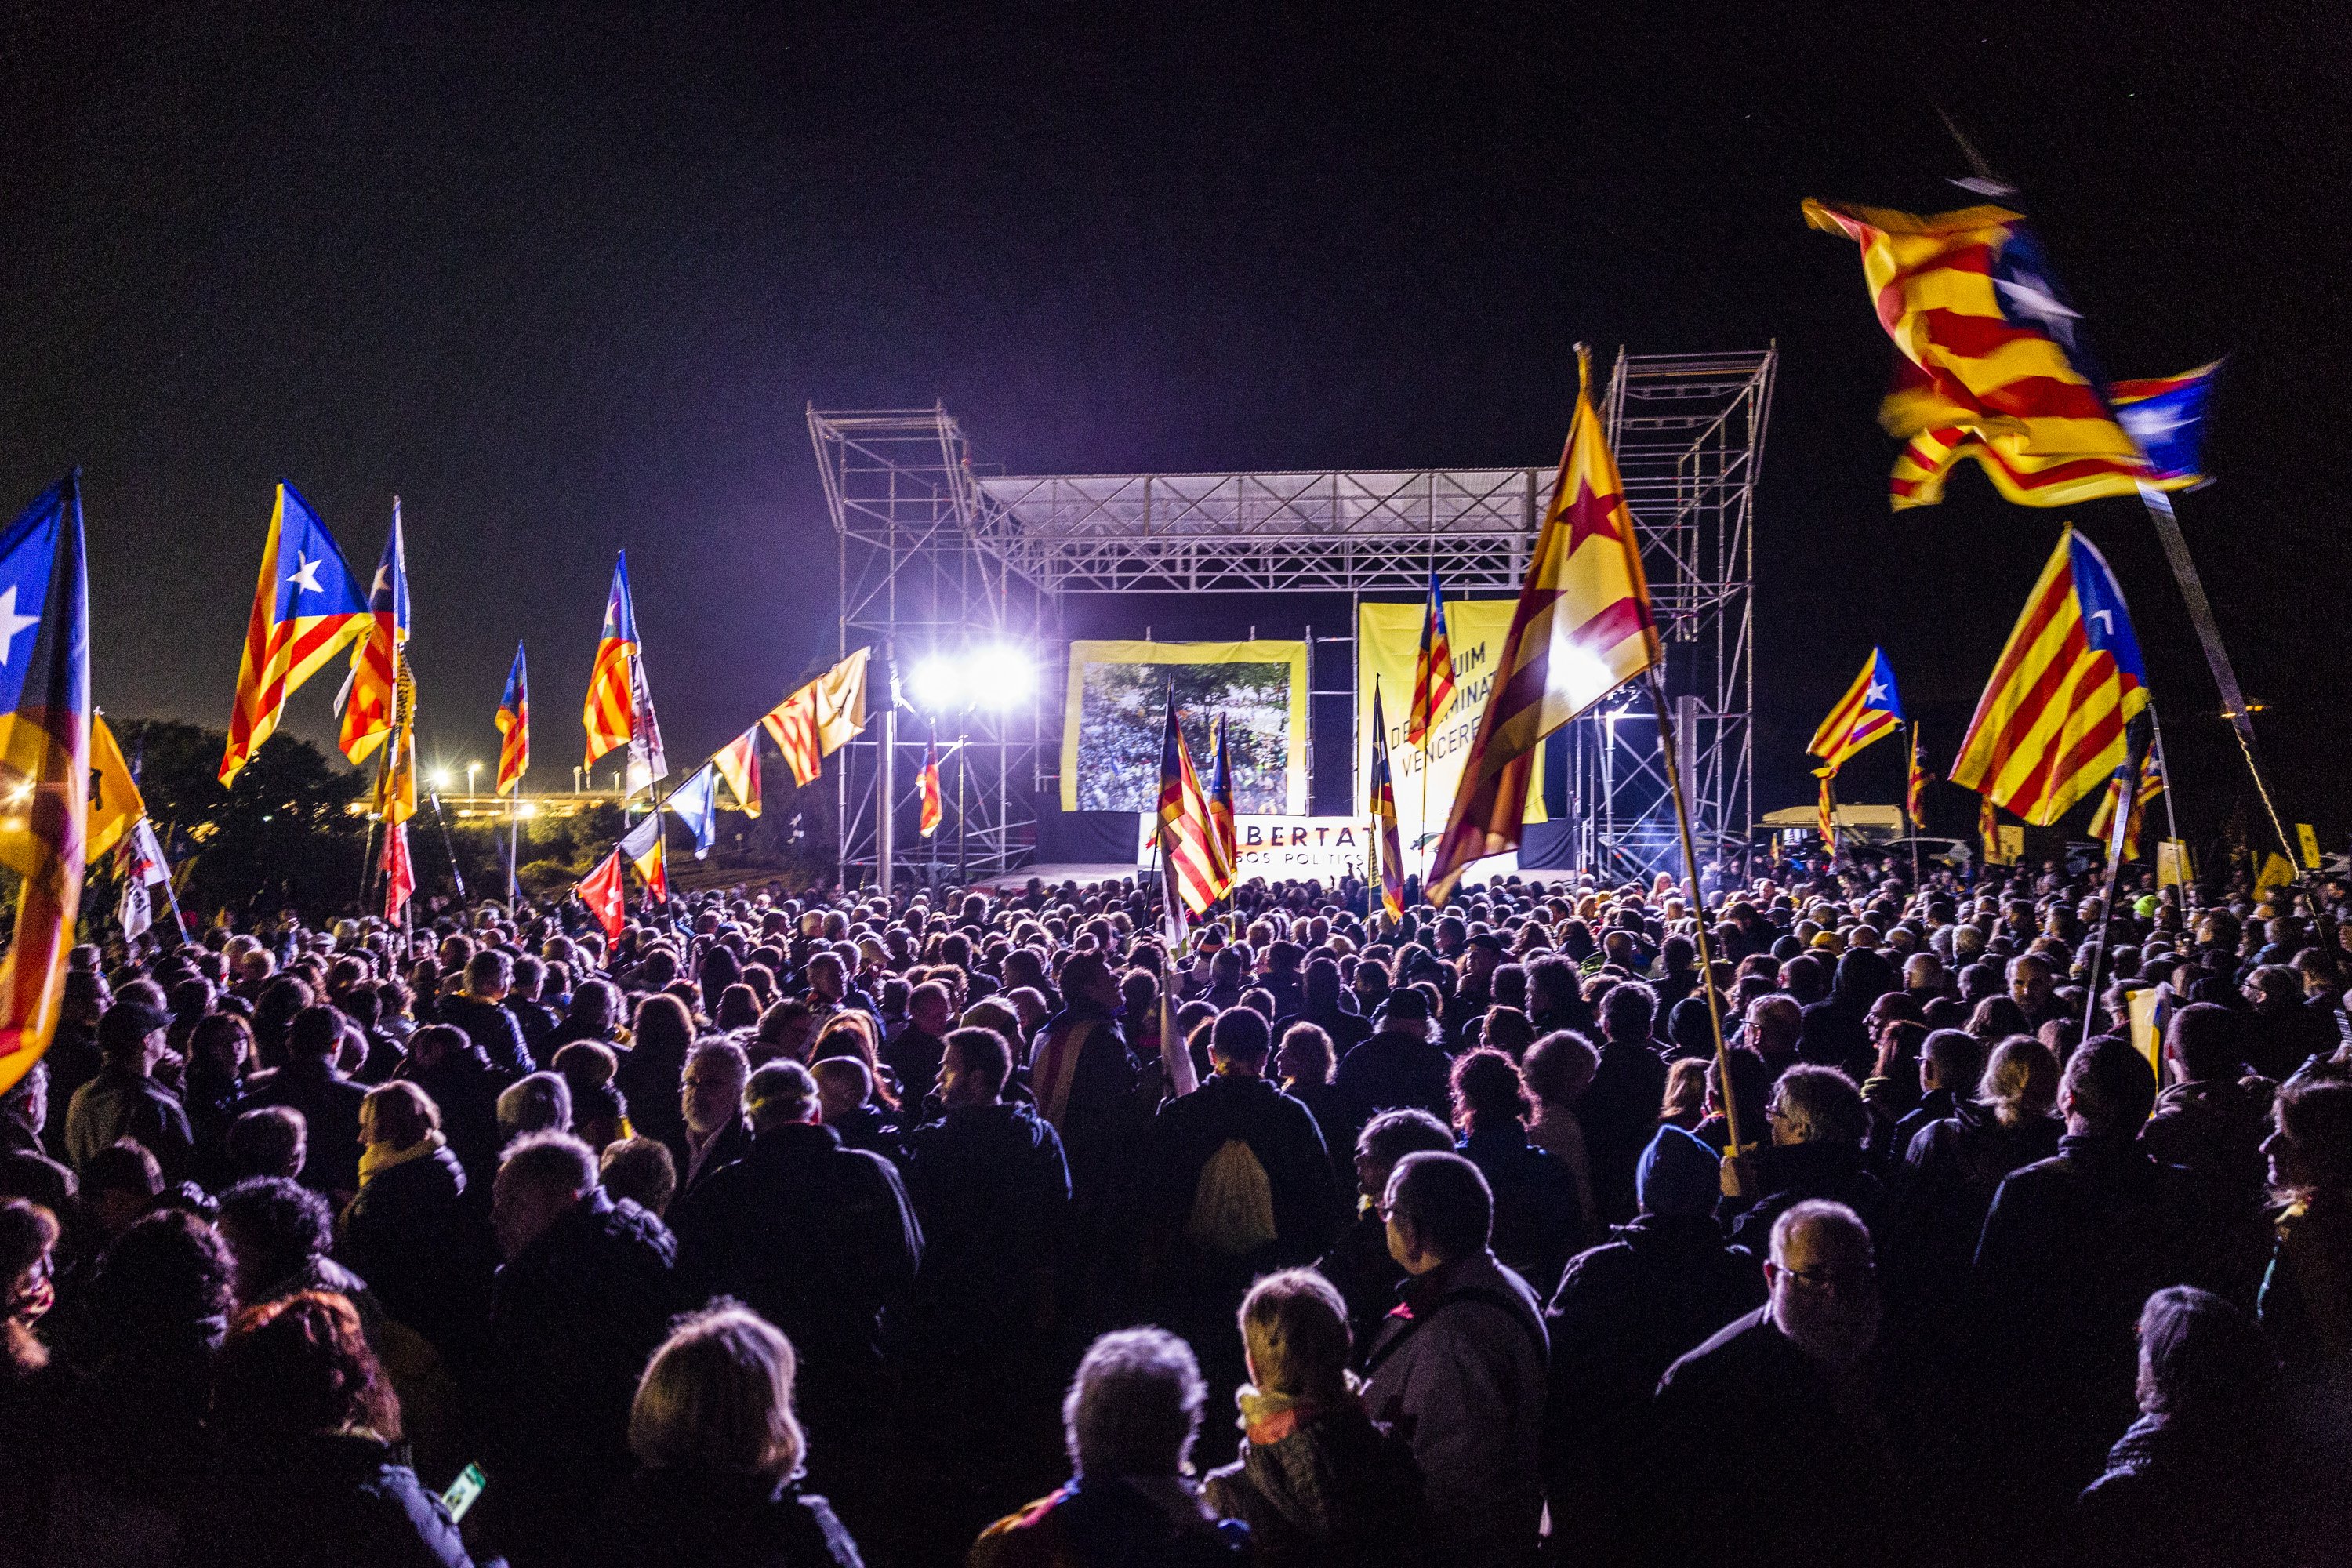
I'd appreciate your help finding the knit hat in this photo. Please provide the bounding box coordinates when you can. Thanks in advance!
[1636,1125,1719,1218]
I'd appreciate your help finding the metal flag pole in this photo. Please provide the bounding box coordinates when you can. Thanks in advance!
[507,782,521,911]
[877,641,897,897]
[2150,704,2181,848]
[1906,723,1922,894]
[2082,717,2154,1050]
[1648,670,1747,1160]
[428,788,466,902]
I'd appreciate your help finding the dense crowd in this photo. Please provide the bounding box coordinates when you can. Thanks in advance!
[2,852,2350,1567]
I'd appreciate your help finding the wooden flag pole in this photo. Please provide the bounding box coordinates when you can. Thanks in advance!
[1649,670,1746,1160]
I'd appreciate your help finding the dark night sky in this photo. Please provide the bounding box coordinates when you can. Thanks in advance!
[2,4,2344,844]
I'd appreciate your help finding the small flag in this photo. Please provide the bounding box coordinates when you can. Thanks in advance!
[1816,768,1838,854]
[620,810,667,904]
[1950,527,2150,826]
[1157,695,1224,918]
[760,649,872,789]
[577,847,626,940]
[1806,648,1905,772]
[116,818,169,942]
[583,553,641,769]
[220,484,370,784]
[86,712,144,861]
[1980,793,2007,866]
[668,765,719,859]
[495,641,529,795]
[2088,745,2166,862]
[382,821,416,922]
[1368,682,1405,920]
[1406,570,1457,746]
[2110,363,2220,487]
[1205,713,1237,895]
[339,501,410,764]
[370,662,418,827]
[917,742,942,839]
[711,726,761,818]
[626,649,667,797]
[762,686,822,787]
[1907,731,1932,824]
[1428,347,1660,902]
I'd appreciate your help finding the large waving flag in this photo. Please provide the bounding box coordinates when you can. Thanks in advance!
[1406,571,1457,746]
[495,641,529,795]
[1806,648,1906,773]
[1205,713,1237,895]
[1367,682,1405,920]
[2110,364,2221,487]
[1157,695,1224,918]
[583,553,641,770]
[0,477,90,1096]
[1950,527,2151,826]
[1802,201,2197,510]
[2089,742,2166,861]
[220,484,370,783]
[339,501,409,764]
[1428,348,1660,902]
[711,727,760,818]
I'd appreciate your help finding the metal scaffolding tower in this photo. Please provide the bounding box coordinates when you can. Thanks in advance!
[810,346,1772,889]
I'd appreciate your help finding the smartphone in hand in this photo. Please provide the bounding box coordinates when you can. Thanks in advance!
[441,1463,487,1522]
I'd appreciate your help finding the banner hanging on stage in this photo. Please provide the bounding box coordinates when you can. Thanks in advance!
[1062,639,1308,815]
[1356,601,1544,868]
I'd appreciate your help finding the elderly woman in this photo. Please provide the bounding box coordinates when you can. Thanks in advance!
[590,1303,862,1566]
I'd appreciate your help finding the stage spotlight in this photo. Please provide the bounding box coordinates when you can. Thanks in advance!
[969,645,1033,709]
[907,656,964,712]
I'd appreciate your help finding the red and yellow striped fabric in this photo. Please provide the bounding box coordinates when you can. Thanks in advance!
[1157,699,1223,917]
[1428,347,1659,902]
[339,504,408,765]
[220,485,370,785]
[711,726,760,818]
[918,742,942,838]
[761,686,823,787]
[2088,746,2165,860]
[1205,714,1237,898]
[1806,648,1904,773]
[1950,528,2151,826]
[583,554,640,768]
[1907,731,1931,823]
[1816,768,1838,853]
[1406,571,1457,746]
[1368,683,1405,920]
[495,641,529,796]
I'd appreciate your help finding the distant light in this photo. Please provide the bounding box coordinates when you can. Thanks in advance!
[968,646,1033,710]
[907,657,963,712]
[429,768,455,791]
[517,802,539,819]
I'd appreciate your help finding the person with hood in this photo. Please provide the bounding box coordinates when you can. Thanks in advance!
[1723,1065,1885,1253]
[1541,1125,1764,1566]
[336,1080,495,1364]
[1796,948,1894,1079]
[1360,1152,1548,1568]
[1202,1269,1425,1567]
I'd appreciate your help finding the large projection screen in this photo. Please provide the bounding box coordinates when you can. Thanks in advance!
[1061,638,1309,814]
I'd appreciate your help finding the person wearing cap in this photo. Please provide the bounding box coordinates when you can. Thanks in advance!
[64,998,194,1183]
[1541,1124,1765,1564]
[1334,985,1453,1124]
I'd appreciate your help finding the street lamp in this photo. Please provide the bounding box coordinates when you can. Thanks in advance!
[466,760,482,797]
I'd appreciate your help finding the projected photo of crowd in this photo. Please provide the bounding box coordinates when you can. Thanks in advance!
[1063,641,1303,813]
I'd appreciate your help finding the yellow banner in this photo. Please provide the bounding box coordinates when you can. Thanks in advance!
[87,714,144,861]
[1357,600,1543,868]
[1062,639,1308,815]
[2297,822,2321,870]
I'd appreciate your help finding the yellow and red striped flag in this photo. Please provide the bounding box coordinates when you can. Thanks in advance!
[711,726,760,818]
[620,810,667,905]
[1950,527,2150,826]
[1428,347,1660,902]
[495,641,529,796]
[1907,730,1932,823]
[381,821,415,923]
[760,648,872,789]
[339,502,408,765]
[1406,570,1457,746]
[1368,682,1405,920]
[1807,648,1905,772]
[1157,696,1224,917]
[1205,713,1238,896]
[2088,745,2165,862]
[220,485,371,785]
[1979,792,2007,866]
[1802,201,2193,511]
[583,553,641,769]
[918,741,942,838]
[1815,768,1838,854]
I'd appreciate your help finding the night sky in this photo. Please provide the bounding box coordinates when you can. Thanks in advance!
[3,5,2343,847]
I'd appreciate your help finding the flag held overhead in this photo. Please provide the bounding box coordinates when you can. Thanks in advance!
[221,484,370,784]
[1806,648,1906,774]
[495,641,530,796]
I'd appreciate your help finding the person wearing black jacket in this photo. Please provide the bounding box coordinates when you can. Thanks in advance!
[1333,989,1451,1124]
[238,1004,370,1202]
[433,950,534,1083]
[396,1025,505,1192]
[336,1080,495,1366]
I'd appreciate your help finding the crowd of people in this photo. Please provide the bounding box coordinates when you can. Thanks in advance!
[2,851,2350,1566]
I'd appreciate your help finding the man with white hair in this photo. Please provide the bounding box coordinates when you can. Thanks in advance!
[971,1327,1247,1566]
[1651,1200,1903,1565]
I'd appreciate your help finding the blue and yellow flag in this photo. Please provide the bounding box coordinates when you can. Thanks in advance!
[584,553,640,769]
[1205,713,1237,896]
[339,500,410,764]
[0,477,91,1095]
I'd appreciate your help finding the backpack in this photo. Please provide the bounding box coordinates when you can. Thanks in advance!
[1185,1137,1279,1256]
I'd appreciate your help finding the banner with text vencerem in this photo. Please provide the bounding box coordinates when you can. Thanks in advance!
[1357,600,1543,876]
[1062,639,1309,815]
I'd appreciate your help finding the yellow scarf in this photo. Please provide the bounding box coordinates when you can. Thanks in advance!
[358,1131,446,1186]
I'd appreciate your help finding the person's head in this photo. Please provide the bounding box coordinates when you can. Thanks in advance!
[600,1134,678,1217]
[1272,1022,1333,1088]
[1976,1036,2060,1127]
[1919,1028,1983,1097]
[1600,980,1657,1045]
[187,1012,252,1084]
[2266,1076,2352,1203]
[1660,1056,1710,1127]
[908,981,954,1039]
[2135,1285,2274,1421]
[1382,1150,1492,1275]
[1520,1029,1597,1112]
[1765,1065,1866,1149]
[491,1131,597,1262]
[226,1106,307,1184]
[745,1060,820,1134]
[2165,1002,2240,1085]
[753,997,818,1064]
[212,1290,400,1444]
[1450,1047,1527,1137]
[938,1027,1011,1109]
[1352,1108,1455,1203]
[96,1000,170,1073]
[358,1081,438,1152]
[2,1199,60,1374]
[2006,953,2054,1011]
[1744,993,1802,1065]
[83,1139,165,1236]
[682,1040,751,1137]
[1236,1268,1352,1403]
[1637,1124,1722,1218]
[284,1004,346,1065]
[497,1072,573,1144]
[1062,1327,1206,1482]
[214,1177,334,1306]
[2060,1034,2159,1138]
[811,1058,872,1124]
[1061,950,1119,1011]
[1207,1007,1272,1078]
[629,1301,807,1483]
[1766,1200,1879,1372]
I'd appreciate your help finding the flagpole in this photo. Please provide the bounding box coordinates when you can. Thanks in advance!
[2083,717,2153,1050]
[1906,723,1922,895]
[1648,670,1747,1162]
[507,784,521,912]
[2150,706,2180,849]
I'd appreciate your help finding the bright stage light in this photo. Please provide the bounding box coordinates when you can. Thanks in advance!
[968,646,1033,709]
[907,657,964,712]
[428,768,455,791]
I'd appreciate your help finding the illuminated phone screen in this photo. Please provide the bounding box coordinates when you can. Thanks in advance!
[441,1463,486,1522]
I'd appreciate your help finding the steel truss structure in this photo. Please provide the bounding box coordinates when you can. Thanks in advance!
[810,346,1772,888]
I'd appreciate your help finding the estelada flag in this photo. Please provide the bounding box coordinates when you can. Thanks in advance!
[577,847,626,941]
[1205,714,1236,895]
[2089,743,2166,862]
[1950,527,2150,826]
[1907,731,1933,824]
[1816,769,1839,853]
[1406,570,1457,746]
[1428,347,1660,902]
[0,477,91,1098]
[620,809,667,904]
[339,500,409,764]
[1157,695,1224,918]
[86,711,144,861]
[1807,648,1905,773]
[918,742,942,839]
[1367,682,1405,920]
[495,641,529,796]
[583,552,640,769]
[381,820,416,923]
[220,484,370,785]
[711,726,760,818]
